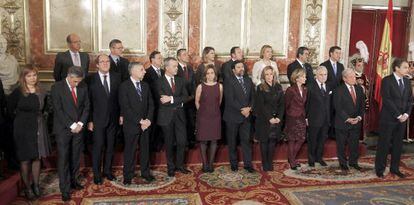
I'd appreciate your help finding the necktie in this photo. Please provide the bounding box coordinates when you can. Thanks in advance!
[170,77,176,93]
[183,66,188,80]
[73,53,80,66]
[350,86,356,105]
[320,83,326,95]
[115,58,119,66]
[103,75,109,95]
[156,69,161,77]
[71,86,77,105]
[135,81,142,101]
[398,79,404,94]
[333,63,337,76]
[238,77,247,94]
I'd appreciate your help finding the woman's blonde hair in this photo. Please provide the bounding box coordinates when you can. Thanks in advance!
[19,67,41,95]
[290,68,306,84]
[259,45,272,59]
[259,66,278,92]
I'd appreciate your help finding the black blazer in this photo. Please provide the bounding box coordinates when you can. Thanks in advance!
[333,84,365,130]
[221,60,249,82]
[156,75,188,126]
[0,79,5,124]
[143,66,165,107]
[287,60,315,85]
[320,60,344,89]
[109,55,130,82]
[379,74,413,125]
[177,64,195,97]
[223,74,254,123]
[51,80,90,134]
[253,83,284,141]
[306,81,331,127]
[119,79,154,136]
[53,50,90,81]
[86,72,121,127]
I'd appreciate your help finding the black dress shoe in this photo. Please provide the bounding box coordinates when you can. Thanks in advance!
[176,167,191,174]
[244,167,256,173]
[208,166,215,173]
[340,164,349,171]
[104,174,116,181]
[391,171,406,178]
[318,160,328,166]
[123,179,131,185]
[308,162,315,167]
[376,172,384,178]
[290,166,298,170]
[70,182,84,190]
[141,175,156,182]
[31,183,41,198]
[61,192,71,202]
[23,188,35,200]
[93,176,103,185]
[230,165,238,172]
[167,170,175,177]
[296,163,301,167]
[350,164,362,171]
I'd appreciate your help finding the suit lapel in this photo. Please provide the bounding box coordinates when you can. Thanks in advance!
[63,82,77,108]
[65,51,74,66]
[391,77,403,96]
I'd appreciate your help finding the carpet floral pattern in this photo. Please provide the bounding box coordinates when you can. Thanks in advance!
[10,156,414,205]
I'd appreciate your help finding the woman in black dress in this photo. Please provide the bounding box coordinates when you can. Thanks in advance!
[8,67,50,199]
[254,66,284,171]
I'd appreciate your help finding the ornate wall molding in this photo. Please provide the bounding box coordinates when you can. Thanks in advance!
[300,0,327,66]
[158,0,188,57]
[0,0,29,64]
[337,0,353,68]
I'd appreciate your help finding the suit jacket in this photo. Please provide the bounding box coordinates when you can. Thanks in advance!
[285,85,307,118]
[109,55,129,82]
[51,80,90,134]
[221,60,249,83]
[320,60,344,89]
[53,50,90,81]
[86,72,121,127]
[143,66,165,107]
[177,64,195,97]
[156,75,188,126]
[306,81,331,127]
[0,79,5,124]
[223,74,254,123]
[379,74,413,125]
[119,79,154,136]
[253,83,284,141]
[333,84,365,130]
[287,60,315,85]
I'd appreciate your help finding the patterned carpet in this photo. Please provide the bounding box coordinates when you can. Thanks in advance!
[10,155,414,205]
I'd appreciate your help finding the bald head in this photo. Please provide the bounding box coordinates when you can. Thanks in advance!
[66,33,81,52]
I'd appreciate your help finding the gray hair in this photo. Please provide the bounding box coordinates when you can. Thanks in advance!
[315,65,327,75]
[67,66,84,78]
[128,62,143,74]
[163,57,177,69]
[342,68,355,78]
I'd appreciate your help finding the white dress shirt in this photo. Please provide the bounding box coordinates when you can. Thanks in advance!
[252,59,279,86]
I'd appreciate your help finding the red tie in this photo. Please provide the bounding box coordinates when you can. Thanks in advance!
[170,77,176,93]
[350,86,356,105]
[71,86,78,105]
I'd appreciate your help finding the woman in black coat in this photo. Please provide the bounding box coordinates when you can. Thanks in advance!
[254,66,284,171]
[8,67,50,199]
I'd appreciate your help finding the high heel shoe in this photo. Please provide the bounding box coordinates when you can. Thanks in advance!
[23,188,35,200]
[31,183,41,198]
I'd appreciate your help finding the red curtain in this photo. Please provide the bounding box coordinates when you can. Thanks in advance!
[349,9,409,132]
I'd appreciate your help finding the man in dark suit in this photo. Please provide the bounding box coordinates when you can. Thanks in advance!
[119,62,154,185]
[320,46,344,90]
[53,33,90,82]
[109,39,130,81]
[221,46,248,82]
[176,48,196,148]
[143,51,164,151]
[157,57,190,177]
[333,68,365,172]
[86,54,121,185]
[223,60,255,173]
[306,66,331,167]
[51,66,90,202]
[287,46,314,85]
[375,58,413,178]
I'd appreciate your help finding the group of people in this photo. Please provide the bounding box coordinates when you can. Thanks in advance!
[1,33,412,202]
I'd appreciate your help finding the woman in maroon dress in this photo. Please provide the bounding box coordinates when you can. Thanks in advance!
[195,64,223,173]
[285,68,307,170]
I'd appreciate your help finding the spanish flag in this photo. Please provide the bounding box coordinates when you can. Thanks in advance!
[374,0,393,109]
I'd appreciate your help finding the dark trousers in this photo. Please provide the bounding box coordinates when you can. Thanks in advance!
[56,131,83,194]
[375,122,406,174]
[288,138,305,167]
[123,130,151,180]
[184,101,196,145]
[92,122,116,177]
[225,119,252,168]
[260,138,277,170]
[307,125,329,163]
[149,109,163,151]
[161,110,187,172]
[335,128,360,166]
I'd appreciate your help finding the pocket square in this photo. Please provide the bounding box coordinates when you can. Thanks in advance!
[329,91,333,95]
